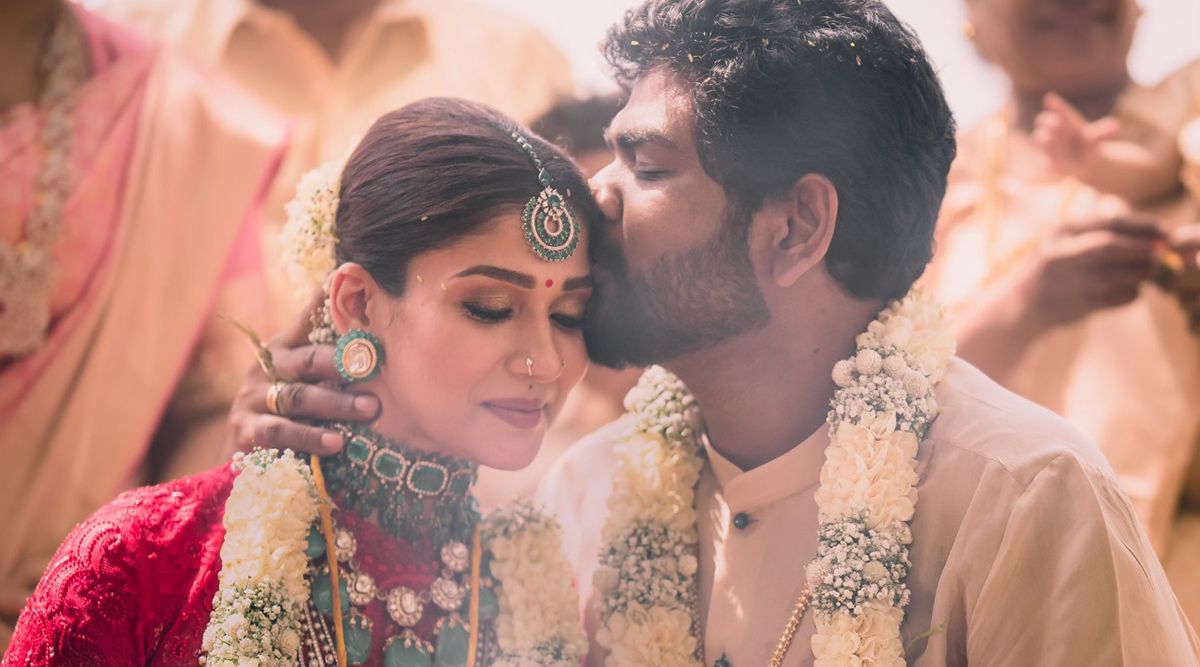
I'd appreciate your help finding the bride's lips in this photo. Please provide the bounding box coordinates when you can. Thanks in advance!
[482,398,546,430]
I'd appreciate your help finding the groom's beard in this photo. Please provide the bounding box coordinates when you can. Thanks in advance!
[583,206,770,369]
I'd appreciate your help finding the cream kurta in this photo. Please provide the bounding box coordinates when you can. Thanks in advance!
[539,359,1200,666]
[925,106,1200,558]
[97,0,573,318]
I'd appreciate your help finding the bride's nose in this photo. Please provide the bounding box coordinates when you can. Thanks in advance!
[509,327,564,383]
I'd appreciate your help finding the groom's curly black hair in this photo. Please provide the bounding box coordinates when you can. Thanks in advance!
[605,0,956,300]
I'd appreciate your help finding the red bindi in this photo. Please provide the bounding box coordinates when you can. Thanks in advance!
[545,279,554,288]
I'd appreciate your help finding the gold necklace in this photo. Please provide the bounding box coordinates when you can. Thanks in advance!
[768,587,812,667]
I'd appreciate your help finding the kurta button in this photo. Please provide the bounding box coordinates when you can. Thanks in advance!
[714,656,731,667]
[732,512,750,530]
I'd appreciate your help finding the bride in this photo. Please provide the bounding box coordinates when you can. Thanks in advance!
[4,97,597,667]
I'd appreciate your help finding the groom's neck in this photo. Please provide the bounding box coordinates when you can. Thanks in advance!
[667,288,880,472]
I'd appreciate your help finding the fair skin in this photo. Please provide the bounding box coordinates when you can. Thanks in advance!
[226,212,592,468]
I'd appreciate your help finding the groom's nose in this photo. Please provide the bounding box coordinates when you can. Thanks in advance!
[589,162,622,225]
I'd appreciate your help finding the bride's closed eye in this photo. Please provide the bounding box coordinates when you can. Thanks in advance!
[461,297,586,331]
[551,311,584,330]
[462,299,512,323]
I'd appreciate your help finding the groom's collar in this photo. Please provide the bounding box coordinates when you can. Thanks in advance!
[702,422,828,511]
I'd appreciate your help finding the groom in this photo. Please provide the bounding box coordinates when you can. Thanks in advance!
[230,0,1199,663]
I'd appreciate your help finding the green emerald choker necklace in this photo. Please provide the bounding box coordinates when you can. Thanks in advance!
[319,424,480,545]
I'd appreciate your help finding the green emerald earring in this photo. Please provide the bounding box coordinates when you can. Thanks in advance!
[511,130,580,262]
[335,329,384,383]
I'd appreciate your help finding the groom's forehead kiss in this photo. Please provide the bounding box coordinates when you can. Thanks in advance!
[594,69,732,260]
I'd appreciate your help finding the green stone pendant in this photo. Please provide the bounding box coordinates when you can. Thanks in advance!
[344,613,373,665]
[305,526,327,560]
[433,617,470,667]
[384,634,433,667]
[311,569,350,617]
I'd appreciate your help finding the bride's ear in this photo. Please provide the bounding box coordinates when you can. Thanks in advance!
[328,263,383,334]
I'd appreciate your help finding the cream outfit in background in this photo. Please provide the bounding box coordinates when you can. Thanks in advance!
[97,0,573,318]
[540,359,1200,666]
[926,106,1200,558]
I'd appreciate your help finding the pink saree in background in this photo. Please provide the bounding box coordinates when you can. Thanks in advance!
[0,4,286,646]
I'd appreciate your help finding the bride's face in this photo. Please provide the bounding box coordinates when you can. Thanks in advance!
[336,211,592,470]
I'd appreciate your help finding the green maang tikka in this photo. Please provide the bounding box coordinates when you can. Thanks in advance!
[510,130,580,262]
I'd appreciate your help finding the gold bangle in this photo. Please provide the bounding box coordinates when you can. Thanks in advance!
[265,381,287,416]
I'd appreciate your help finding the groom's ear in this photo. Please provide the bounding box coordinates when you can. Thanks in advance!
[328,263,382,334]
[758,173,838,288]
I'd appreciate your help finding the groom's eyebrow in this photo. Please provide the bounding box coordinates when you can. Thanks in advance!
[454,265,535,288]
[604,127,676,152]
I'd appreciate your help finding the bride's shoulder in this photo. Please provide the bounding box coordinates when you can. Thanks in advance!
[85,463,237,553]
[6,465,236,665]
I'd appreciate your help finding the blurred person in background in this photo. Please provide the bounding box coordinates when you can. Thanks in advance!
[0,0,285,647]
[922,0,1200,618]
[95,0,574,321]
[474,93,641,509]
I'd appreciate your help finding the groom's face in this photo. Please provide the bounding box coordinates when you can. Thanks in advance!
[582,69,770,368]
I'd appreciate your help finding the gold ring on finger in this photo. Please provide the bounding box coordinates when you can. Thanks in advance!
[266,381,287,416]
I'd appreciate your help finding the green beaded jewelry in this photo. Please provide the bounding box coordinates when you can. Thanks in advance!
[335,329,384,383]
[510,130,580,262]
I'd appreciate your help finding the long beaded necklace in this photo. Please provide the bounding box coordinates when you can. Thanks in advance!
[304,426,494,666]
[0,8,87,358]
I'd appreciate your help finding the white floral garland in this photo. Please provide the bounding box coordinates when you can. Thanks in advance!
[592,366,705,667]
[201,450,585,666]
[594,288,955,666]
[279,158,344,297]
[202,449,318,666]
[485,502,589,667]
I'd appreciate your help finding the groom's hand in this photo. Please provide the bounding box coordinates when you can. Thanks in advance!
[224,292,380,458]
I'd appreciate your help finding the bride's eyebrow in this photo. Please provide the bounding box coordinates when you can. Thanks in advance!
[452,265,534,288]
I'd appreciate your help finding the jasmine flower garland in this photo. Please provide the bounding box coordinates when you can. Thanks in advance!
[595,288,955,666]
[486,501,588,666]
[201,451,585,666]
[202,449,319,666]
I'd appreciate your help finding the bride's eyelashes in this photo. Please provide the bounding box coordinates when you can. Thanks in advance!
[550,313,584,330]
[461,299,585,331]
[462,301,512,323]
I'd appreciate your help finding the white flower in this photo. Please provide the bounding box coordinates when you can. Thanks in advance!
[832,360,856,388]
[902,369,931,398]
[678,554,698,577]
[485,501,588,664]
[883,355,908,378]
[278,629,300,654]
[597,605,700,667]
[812,602,905,666]
[280,158,344,296]
[855,348,883,375]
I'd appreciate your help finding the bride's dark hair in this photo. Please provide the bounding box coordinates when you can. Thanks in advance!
[334,97,601,294]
